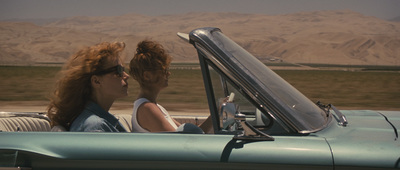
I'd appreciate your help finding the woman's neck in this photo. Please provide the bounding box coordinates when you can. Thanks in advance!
[91,94,113,112]
[138,87,160,103]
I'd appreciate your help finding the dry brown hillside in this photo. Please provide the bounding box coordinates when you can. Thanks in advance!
[1,10,399,65]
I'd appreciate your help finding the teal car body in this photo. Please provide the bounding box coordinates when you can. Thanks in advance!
[1,27,399,169]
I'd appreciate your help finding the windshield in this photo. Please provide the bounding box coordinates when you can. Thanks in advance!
[191,28,329,133]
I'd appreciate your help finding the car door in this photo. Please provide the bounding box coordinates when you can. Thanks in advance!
[1,132,332,169]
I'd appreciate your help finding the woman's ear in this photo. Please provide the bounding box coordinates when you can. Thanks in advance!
[91,75,101,87]
[143,71,152,82]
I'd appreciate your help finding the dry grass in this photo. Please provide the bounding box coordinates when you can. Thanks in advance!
[276,70,400,110]
[0,66,399,112]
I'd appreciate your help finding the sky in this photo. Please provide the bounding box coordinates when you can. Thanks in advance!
[0,0,399,20]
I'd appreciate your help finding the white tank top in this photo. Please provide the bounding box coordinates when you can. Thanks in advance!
[131,98,178,132]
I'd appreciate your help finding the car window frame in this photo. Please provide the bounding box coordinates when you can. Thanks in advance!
[190,27,332,134]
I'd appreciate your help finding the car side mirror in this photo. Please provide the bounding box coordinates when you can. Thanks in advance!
[234,113,275,141]
[219,93,274,141]
[219,102,240,131]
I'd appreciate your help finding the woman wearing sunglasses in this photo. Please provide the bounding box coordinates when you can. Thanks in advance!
[47,42,129,132]
[129,40,212,133]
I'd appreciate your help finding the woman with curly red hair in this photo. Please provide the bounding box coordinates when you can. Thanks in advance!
[129,40,212,133]
[47,42,129,132]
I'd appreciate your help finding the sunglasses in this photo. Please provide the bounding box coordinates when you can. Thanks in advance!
[94,65,125,77]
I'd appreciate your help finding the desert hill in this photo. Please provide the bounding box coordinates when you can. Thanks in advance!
[1,10,399,65]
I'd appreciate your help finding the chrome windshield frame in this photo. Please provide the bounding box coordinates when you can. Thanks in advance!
[189,27,331,134]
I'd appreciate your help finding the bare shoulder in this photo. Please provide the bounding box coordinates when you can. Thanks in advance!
[136,102,176,132]
[137,102,164,120]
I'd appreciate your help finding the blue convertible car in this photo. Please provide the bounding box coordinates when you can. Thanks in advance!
[1,27,399,169]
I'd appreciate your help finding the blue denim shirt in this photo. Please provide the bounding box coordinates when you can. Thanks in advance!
[70,101,126,132]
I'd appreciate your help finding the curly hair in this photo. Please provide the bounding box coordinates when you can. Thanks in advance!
[47,42,125,129]
[129,40,172,86]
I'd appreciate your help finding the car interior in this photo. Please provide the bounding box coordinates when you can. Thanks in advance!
[0,112,207,132]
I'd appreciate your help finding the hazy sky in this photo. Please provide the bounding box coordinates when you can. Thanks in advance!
[1,0,399,20]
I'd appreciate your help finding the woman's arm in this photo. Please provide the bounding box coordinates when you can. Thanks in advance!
[199,115,213,134]
[137,102,177,132]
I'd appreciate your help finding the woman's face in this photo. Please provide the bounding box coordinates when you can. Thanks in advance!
[97,57,130,100]
[154,67,170,89]
[146,66,170,90]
